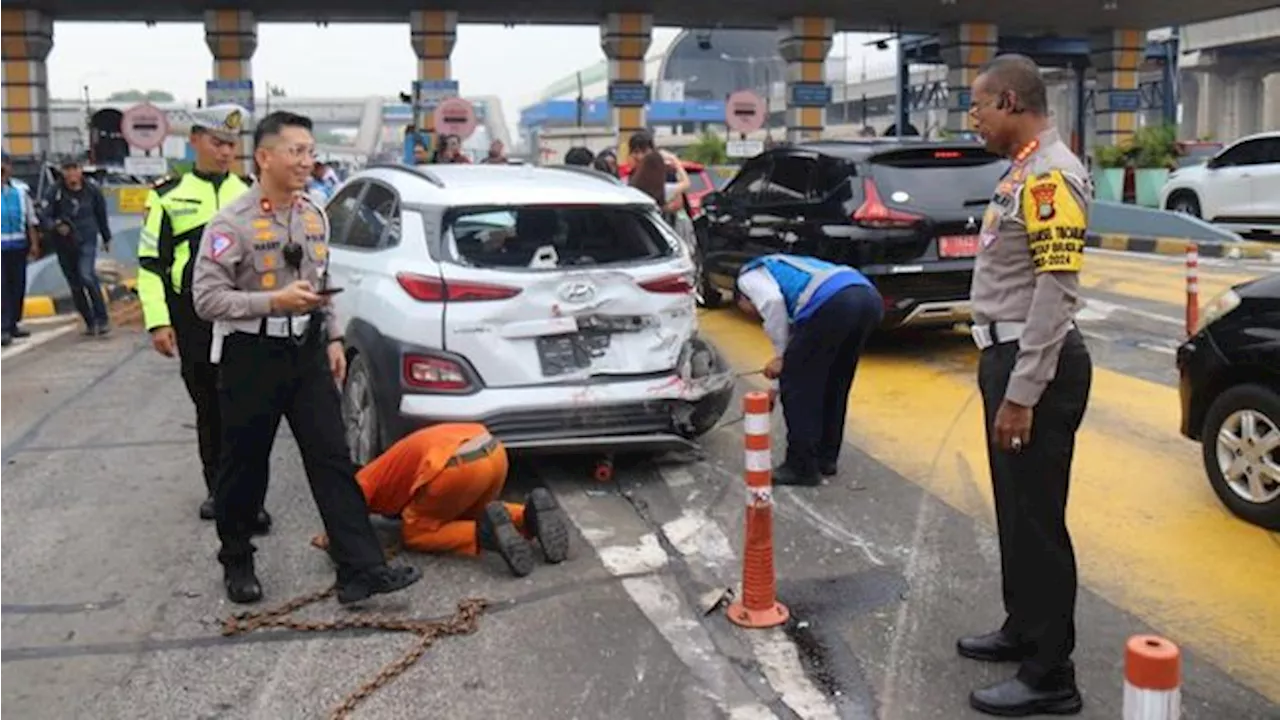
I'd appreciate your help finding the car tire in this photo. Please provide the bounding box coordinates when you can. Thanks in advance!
[1167,191,1202,218]
[1200,383,1280,531]
[342,353,384,468]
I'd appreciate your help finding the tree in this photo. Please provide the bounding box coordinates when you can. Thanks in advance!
[684,132,728,166]
[107,89,174,103]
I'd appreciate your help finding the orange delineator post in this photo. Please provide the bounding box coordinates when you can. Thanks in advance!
[1123,635,1182,720]
[727,390,790,629]
[1185,244,1199,337]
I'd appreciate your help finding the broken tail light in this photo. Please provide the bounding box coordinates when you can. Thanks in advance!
[396,272,522,302]
[403,354,470,391]
[639,273,694,294]
[852,178,924,229]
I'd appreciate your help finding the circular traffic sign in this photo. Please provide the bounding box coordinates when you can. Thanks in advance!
[725,90,766,135]
[120,102,170,151]
[433,98,478,140]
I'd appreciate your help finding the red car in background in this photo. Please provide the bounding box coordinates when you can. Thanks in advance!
[620,160,724,217]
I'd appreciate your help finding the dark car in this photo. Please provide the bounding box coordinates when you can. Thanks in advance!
[1176,273,1280,530]
[694,139,1008,328]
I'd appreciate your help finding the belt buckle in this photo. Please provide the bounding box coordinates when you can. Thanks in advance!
[970,324,993,349]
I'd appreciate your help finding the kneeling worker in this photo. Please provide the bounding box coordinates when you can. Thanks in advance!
[315,423,571,577]
[735,254,884,486]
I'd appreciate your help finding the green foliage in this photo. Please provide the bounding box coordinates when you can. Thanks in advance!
[167,160,194,176]
[1093,143,1130,169]
[1131,124,1178,169]
[107,89,175,103]
[683,132,728,166]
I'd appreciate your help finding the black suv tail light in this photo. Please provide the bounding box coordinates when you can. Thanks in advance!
[851,178,924,229]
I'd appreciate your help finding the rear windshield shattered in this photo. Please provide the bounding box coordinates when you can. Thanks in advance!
[445,205,676,270]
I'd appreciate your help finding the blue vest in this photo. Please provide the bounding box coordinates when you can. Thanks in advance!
[2,182,30,250]
[740,254,871,323]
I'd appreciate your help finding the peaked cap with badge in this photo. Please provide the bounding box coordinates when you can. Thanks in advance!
[188,104,250,142]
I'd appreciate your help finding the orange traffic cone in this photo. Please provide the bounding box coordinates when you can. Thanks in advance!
[1123,635,1182,719]
[727,390,789,629]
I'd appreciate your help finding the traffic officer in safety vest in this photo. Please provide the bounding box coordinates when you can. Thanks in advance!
[735,254,883,487]
[959,54,1093,717]
[192,110,421,605]
[137,104,270,530]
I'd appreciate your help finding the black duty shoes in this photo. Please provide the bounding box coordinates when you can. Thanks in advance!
[477,502,535,577]
[224,559,263,604]
[773,463,821,487]
[969,676,1083,717]
[957,630,1033,663]
[337,564,423,605]
[524,488,570,564]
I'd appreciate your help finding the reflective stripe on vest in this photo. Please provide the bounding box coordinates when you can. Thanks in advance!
[740,254,847,320]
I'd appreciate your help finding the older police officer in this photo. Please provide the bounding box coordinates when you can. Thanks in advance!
[192,111,421,605]
[735,254,883,486]
[959,54,1093,717]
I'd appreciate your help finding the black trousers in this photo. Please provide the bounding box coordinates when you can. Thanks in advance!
[214,332,383,575]
[1,247,28,334]
[51,235,108,327]
[978,329,1092,685]
[172,291,220,498]
[780,284,884,474]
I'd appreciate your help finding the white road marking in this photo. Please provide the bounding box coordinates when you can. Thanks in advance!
[1135,341,1178,356]
[556,489,778,719]
[1080,297,1183,327]
[656,466,844,720]
[1,323,79,361]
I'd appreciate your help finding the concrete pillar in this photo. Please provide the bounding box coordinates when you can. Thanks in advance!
[778,16,833,143]
[409,10,458,138]
[1263,72,1280,136]
[0,9,53,160]
[600,12,652,156]
[1178,73,1199,140]
[939,23,998,133]
[1090,29,1144,147]
[1198,70,1229,140]
[1230,73,1263,137]
[204,9,256,173]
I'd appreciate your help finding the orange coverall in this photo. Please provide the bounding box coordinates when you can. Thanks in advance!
[354,423,525,556]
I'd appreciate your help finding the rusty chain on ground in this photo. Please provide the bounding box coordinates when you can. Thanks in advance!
[220,545,488,719]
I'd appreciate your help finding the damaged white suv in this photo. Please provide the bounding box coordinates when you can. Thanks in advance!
[323,163,734,465]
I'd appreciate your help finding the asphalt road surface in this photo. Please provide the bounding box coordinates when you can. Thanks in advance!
[2,249,1277,719]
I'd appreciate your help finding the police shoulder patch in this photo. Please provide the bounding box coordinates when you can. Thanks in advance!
[209,233,234,259]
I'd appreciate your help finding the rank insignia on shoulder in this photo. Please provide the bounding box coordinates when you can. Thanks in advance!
[151,174,174,188]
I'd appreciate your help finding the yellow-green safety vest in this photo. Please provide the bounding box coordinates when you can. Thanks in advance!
[137,172,251,330]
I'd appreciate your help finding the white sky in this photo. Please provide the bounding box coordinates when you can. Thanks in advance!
[48,23,890,133]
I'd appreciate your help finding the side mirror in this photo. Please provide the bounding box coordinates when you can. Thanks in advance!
[702,191,723,209]
[1205,156,1223,170]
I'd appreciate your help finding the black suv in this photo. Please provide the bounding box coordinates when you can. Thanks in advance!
[696,139,1009,328]
[1177,273,1280,531]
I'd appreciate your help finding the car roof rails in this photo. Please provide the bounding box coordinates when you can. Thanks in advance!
[545,164,625,185]
[365,163,446,189]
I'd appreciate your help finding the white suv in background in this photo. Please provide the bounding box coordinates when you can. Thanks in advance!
[1160,130,1280,238]
[322,163,734,465]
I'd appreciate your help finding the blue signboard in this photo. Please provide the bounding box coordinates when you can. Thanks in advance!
[1105,89,1141,112]
[414,79,459,109]
[788,83,832,108]
[608,82,651,107]
[206,80,254,112]
[952,89,972,111]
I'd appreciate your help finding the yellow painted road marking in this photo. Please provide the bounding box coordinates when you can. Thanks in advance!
[700,310,1280,702]
[1081,252,1266,308]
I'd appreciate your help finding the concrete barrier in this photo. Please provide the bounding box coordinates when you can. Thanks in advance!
[1085,233,1277,261]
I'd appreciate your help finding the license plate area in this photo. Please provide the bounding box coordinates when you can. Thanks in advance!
[536,332,612,377]
[939,234,980,258]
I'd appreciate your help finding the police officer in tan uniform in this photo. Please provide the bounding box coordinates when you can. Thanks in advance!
[958,54,1092,717]
[192,111,421,605]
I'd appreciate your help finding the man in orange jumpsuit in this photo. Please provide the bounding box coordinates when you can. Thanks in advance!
[314,423,570,577]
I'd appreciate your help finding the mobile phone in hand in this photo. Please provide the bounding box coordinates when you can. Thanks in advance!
[317,287,344,296]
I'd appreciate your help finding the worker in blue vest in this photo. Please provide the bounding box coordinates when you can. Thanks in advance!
[2,151,42,347]
[735,254,884,486]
